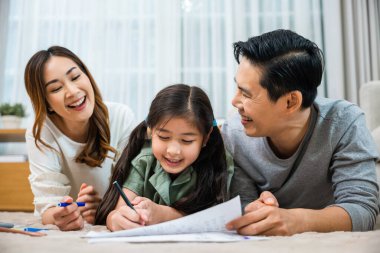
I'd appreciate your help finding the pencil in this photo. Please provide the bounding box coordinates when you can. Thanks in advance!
[113,181,136,211]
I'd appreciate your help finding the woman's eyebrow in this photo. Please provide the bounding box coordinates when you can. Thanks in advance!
[45,66,77,86]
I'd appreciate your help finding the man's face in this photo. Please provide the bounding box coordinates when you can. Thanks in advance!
[232,57,284,137]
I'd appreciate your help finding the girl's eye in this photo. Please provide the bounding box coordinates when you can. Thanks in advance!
[182,140,194,144]
[72,74,80,81]
[158,135,169,141]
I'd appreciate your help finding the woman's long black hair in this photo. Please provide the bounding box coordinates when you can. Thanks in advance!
[95,84,228,225]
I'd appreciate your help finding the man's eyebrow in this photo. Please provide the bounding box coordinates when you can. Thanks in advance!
[45,67,77,87]
[234,78,251,95]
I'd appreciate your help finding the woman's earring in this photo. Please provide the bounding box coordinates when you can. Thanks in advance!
[202,143,206,148]
[48,107,54,112]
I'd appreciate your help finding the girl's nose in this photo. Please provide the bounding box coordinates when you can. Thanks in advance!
[167,142,181,156]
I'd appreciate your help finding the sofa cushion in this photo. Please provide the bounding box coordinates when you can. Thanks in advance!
[373,126,380,162]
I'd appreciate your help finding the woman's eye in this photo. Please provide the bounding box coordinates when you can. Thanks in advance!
[72,74,80,81]
[50,86,62,93]
[182,140,194,144]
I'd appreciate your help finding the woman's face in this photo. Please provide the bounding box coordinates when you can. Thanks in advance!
[151,117,206,175]
[43,56,95,125]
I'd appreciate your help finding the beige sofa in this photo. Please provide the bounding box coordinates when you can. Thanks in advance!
[360,80,380,157]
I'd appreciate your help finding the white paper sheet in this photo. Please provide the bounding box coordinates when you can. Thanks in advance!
[86,196,242,239]
[88,232,267,243]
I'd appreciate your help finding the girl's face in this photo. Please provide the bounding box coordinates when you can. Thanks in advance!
[43,56,95,126]
[151,117,206,175]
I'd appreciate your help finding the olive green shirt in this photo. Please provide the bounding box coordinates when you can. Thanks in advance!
[123,143,234,206]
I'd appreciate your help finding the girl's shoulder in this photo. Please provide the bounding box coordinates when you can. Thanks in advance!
[130,141,156,170]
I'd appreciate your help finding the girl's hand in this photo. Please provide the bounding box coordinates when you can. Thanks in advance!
[106,205,145,231]
[50,196,84,231]
[76,183,102,224]
[132,197,161,225]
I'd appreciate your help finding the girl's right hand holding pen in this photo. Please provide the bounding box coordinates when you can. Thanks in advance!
[106,205,145,231]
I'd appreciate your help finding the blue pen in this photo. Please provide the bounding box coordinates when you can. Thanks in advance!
[58,202,85,207]
[113,181,136,211]
[24,227,49,232]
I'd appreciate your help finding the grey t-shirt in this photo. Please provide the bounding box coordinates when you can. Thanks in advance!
[222,97,379,231]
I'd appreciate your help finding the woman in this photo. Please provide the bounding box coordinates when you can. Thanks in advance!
[24,46,135,231]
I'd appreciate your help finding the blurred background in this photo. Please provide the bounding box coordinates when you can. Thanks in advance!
[0,0,379,123]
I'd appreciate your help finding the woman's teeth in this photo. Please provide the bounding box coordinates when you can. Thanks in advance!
[68,97,85,108]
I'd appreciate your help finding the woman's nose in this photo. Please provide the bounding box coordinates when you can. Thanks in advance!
[64,82,80,98]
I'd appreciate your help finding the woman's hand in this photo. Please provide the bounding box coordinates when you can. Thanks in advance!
[43,196,84,231]
[76,183,102,224]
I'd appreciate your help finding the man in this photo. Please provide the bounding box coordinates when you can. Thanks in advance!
[223,29,379,236]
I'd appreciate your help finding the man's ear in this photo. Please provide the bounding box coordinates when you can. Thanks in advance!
[202,127,213,147]
[285,90,303,113]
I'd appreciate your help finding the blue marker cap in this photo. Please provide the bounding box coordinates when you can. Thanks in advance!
[58,202,85,207]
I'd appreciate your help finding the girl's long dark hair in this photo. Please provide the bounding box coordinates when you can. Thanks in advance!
[95,84,228,225]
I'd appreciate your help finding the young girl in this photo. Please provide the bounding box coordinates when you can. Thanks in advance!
[95,84,234,231]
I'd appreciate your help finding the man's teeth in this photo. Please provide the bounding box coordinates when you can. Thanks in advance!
[69,97,85,107]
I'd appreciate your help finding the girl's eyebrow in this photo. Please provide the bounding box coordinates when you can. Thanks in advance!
[156,128,198,136]
[45,66,77,87]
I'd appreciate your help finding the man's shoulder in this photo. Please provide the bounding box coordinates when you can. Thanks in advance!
[314,97,363,124]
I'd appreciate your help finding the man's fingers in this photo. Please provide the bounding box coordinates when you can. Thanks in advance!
[245,200,265,212]
[226,208,268,231]
[259,191,279,207]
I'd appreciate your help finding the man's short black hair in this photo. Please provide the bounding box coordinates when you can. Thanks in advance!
[233,29,324,108]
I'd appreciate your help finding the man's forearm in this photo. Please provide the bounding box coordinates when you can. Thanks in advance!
[292,206,352,233]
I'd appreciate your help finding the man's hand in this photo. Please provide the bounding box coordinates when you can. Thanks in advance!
[76,183,102,224]
[226,191,300,236]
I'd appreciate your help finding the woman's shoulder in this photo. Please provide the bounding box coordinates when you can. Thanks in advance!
[106,102,136,131]
[106,102,134,119]
[26,117,62,145]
